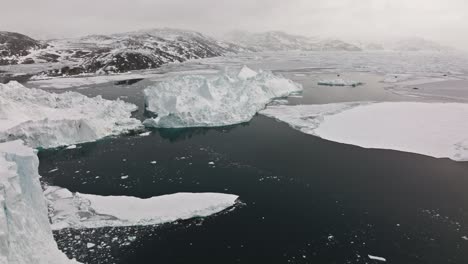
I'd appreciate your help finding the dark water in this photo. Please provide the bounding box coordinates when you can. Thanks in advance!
[37,71,468,264]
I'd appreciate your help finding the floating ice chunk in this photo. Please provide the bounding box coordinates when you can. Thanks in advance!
[368,255,387,262]
[143,68,302,128]
[86,243,95,249]
[237,65,258,80]
[66,145,77,150]
[317,79,363,87]
[44,186,239,229]
[139,132,151,137]
[0,81,141,148]
[261,102,468,161]
[0,141,79,263]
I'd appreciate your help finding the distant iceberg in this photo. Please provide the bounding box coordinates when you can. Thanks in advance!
[261,102,468,161]
[0,81,142,148]
[317,79,363,87]
[45,186,239,230]
[143,66,302,128]
[0,141,78,263]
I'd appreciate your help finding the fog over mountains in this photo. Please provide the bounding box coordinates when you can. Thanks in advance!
[0,28,455,79]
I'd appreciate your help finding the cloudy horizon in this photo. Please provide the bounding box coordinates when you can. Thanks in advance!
[2,0,468,50]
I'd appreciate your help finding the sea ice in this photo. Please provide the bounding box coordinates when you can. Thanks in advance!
[0,81,141,148]
[44,186,239,230]
[0,141,78,263]
[143,66,302,128]
[261,102,468,161]
[317,79,363,87]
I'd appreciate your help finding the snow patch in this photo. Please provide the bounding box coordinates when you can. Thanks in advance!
[44,186,239,230]
[0,141,78,263]
[0,81,141,148]
[261,102,468,161]
[143,67,302,128]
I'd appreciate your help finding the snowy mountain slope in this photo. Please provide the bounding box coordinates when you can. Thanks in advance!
[0,31,49,65]
[224,31,362,52]
[391,37,454,52]
[0,28,246,76]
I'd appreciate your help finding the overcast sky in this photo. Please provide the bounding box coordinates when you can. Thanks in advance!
[2,0,468,49]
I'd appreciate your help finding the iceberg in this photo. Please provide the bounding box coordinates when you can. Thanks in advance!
[317,79,363,87]
[0,81,141,148]
[261,102,468,161]
[143,66,302,128]
[0,141,78,264]
[45,186,239,230]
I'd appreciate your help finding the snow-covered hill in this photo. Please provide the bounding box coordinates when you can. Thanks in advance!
[0,31,49,65]
[391,37,453,52]
[0,28,247,75]
[224,31,361,52]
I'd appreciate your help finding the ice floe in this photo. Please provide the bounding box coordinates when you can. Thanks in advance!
[0,141,78,263]
[317,79,363,87]
[0,81,141,148]
[261,102,468,161]
[44,186,239,230]
[368,255,387,262]
[143,66,302,128]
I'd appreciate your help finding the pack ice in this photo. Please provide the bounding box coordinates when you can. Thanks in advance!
[143,66,302,128]
[45,186,238,230]
[0,81,141,148]
[0,141,78,264]
[261,102,468,161]
[317,79,363,87]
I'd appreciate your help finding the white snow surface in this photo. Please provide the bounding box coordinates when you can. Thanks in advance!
[0,81,141,148]
[44,186,238,230]
[261,102,468,161]
[0,140,78,264]
[143,67,302,128]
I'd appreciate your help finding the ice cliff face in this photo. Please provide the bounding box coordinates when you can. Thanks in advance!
[0,140,78,264]
[143,66,302,128]
[0,81,141,148]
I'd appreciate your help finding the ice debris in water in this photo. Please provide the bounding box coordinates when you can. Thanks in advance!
[143,66,302,128]
[44,185,239,229]
[0,140,79,263]
[317,79,363,87]
[368,255,387,262]
[0,81,141,149]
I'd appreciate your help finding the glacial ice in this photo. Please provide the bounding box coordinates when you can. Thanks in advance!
[143,66,302,128]
[0,81,141,148]
[317,79,363,87]
[261,102,468,161]
[0,140,78,264]
[44,186,239,230]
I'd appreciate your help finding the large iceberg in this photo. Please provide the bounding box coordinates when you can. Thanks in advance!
[261,102,468,161]
[45,186,239,230]
[0,141,78,264]
[0,82,141,148]
[143,66,302,128]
